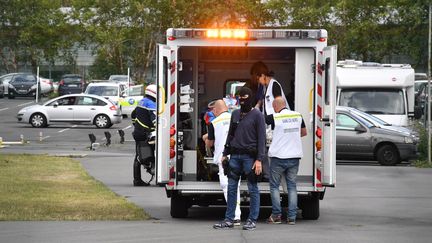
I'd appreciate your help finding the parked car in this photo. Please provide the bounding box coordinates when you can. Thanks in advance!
[0,78,4,98]
[108,74,135,86]
[3,73,52,98]
[119,84,144,117]
[16,94,122,128]
[84,82,127,112]
[58,74,85,95]
[336,106,418,165]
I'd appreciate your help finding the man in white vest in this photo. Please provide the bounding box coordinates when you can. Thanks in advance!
[202,100,241,226]
[266,97,307,225]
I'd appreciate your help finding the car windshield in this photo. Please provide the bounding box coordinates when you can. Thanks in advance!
[86,86,118,96]
[350,109,392,126]
[63,77,82,83]
[339,89,405,115]
[415,81,427,93]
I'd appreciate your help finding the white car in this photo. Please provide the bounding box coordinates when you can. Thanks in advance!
[17,94,122,128]
[108,75,135,86]
[119,84,144,117]
[84,82,127,112]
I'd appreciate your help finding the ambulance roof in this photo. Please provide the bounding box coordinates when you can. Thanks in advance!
[165,28,328,48]
[336,60,414,88]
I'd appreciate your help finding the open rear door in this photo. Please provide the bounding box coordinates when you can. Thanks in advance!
[156,44,174,184]
[318,46,337,186]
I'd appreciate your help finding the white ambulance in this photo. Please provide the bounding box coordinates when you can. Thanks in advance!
[336,60,415,126]
[155,28,337,219]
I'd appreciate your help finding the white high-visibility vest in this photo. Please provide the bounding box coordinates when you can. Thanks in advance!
[268,109,303,159]
[211,112,231,164]
[264,78,289,115]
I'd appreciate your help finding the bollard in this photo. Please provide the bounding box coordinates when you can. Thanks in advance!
[0,137,3,147]
[20,134,24,144]
[39,132,43,142]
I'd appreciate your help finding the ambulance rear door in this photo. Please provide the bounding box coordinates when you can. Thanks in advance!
[156,44,175,184]
[318,46,337,186]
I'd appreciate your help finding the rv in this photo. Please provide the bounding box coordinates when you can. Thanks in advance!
[336,60,415,126]
[156,28,337,219]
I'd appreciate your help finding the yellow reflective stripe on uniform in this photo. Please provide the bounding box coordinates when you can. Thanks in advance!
[212,117,230,125]
[274,114,302,120]
[135,118,155,130]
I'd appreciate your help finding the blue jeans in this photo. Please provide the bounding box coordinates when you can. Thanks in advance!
[269,157,299,220]
[225,154,260,222]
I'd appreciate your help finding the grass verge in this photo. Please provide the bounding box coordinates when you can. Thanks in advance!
[413,160,432,168]
[0,154,149,220]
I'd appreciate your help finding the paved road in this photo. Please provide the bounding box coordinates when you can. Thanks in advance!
[1,98,432,242]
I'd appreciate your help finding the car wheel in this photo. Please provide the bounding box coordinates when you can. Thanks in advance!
[377,144,400,166]
[30,113,47,128]
[8,94,14,99]
[94,114,111,128]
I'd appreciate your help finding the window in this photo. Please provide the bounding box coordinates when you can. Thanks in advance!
[336,114,360,130]
[77,96,97,105]
[339,89,405,115]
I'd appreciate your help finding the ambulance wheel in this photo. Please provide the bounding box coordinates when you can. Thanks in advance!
[301,195,319,220]
[376,144,399,166]
[170,194,189,218]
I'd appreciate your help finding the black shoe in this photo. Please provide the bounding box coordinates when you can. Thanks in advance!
[242,219,256,230]
[133,179,149,187]
[213,219,234,229]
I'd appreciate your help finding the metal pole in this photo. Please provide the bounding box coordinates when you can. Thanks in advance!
[428,3,432,165]
[127,67,130,87]
[36,66,40,103]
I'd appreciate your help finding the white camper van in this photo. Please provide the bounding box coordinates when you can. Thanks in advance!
[156,28,337,219]
[336,60,415,126]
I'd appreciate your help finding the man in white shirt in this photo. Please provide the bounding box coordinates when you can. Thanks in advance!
[266,97,307,225]
[202,100,241,225]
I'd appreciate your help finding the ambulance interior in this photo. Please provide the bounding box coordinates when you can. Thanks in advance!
[176,46,315,186]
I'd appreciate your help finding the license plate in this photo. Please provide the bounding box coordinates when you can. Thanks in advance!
[18,90,27,94]
[68,84,78,87]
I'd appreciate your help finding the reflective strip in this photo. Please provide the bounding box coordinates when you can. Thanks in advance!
[211,117,230,124]
[274,114,302,120]
[135,118,155,131]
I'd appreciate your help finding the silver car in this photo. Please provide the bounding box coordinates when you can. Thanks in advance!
[336,106,418,165]
[17,94,122,128]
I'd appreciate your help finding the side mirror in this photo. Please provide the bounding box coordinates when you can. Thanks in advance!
[354,125,367,133]
[53,101,59,107]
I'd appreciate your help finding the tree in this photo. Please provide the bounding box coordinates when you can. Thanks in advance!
[0,0,79,73]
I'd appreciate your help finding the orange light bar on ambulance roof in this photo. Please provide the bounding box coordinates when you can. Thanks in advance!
[206,29,219,38]
[233,29,247,39]
[220,29,232,38]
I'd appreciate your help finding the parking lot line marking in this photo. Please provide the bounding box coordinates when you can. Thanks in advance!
[41,136,50,141]
[0,108,9,112]
[58,125,78,133]
[122,125,132,130]
[17,101,34,107]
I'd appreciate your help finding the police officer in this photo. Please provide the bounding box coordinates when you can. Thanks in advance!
[132,84,157,186]
[266,97,307,225]
[202,100,241,226]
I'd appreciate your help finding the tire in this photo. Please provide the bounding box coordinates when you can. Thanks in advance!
[170,194,189,218]
[94,114,111,128]
[376,144,400,166]
[30,113,47,128]
[8,94,14,99]
[300,195,320,220]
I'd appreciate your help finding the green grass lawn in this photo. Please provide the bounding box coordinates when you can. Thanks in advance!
[0,154,149,220]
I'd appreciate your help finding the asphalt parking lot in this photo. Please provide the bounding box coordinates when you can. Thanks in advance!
[1,98,432,243]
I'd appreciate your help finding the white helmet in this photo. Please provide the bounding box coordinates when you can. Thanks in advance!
[145,84,157,99]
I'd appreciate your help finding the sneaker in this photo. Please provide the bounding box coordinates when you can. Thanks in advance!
[213,219,234,229]
[287,219,296,225]
[267,214,282,224]
[242,219,256,230]
[233,219,241,226]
